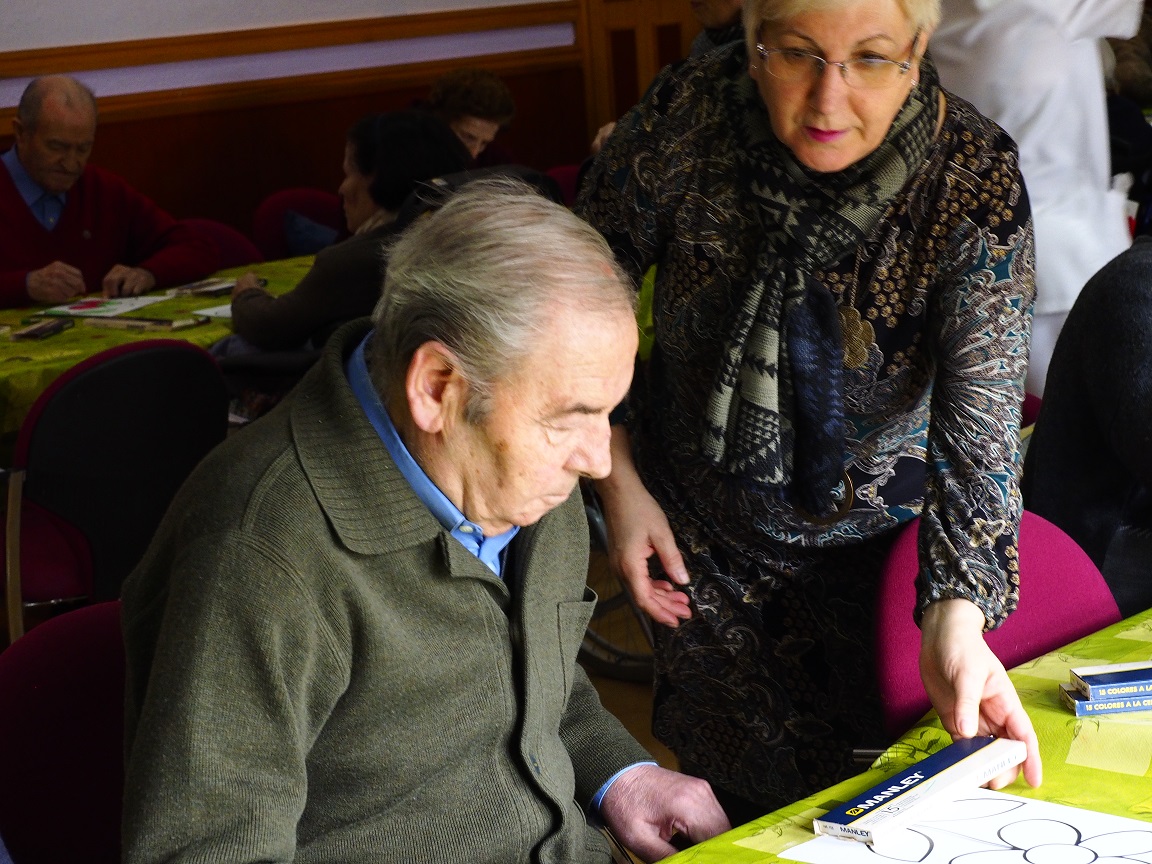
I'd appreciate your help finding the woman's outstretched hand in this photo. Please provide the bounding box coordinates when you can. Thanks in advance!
[595,426,692,627]
[919,598,1043,789]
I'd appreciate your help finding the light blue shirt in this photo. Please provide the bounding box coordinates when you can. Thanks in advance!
[345,333,653,812]
[346,334,517,576]
[2,148,65,231]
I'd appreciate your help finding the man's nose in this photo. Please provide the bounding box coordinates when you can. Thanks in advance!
[572,421,613,480]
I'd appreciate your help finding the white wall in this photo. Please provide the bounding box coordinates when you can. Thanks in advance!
[1,0,548,53]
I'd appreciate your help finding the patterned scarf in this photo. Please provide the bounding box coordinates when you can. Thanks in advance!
[702,49,941,515]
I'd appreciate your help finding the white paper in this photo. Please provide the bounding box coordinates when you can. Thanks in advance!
[191,303,232,319]
[779,790,1152,864]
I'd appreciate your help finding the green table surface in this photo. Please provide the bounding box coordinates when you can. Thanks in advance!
[667,607,1152,863]
[0,257,312,444]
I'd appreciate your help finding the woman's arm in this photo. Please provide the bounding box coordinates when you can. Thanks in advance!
[231,231,388,351]
[918,122,1040,785]
[594,426,691,627]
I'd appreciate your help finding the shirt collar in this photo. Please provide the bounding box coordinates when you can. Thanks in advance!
[345,333,517,575]
[2,147,64,210]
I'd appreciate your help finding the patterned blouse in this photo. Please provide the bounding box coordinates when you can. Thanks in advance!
[576,46,1035,629]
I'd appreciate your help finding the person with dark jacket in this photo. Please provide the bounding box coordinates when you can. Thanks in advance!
[228,111,469,351]
[1023,236,1152,618]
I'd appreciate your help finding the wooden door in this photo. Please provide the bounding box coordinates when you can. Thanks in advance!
[582,0,701,135]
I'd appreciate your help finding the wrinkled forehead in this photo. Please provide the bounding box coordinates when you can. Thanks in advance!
[35,97,97,138]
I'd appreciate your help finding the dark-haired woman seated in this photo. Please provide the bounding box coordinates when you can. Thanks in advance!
[227,111,469,352]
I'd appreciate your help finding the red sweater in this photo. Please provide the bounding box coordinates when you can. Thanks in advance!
[0,161,219,307]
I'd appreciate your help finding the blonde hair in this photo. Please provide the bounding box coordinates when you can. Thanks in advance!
[743,0,940,55]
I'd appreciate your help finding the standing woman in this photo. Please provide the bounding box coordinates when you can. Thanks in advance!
[577,0,1042,824]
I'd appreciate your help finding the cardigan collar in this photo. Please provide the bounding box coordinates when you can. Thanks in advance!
[288,319,541,567]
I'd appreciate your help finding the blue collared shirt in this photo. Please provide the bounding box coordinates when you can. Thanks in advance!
[345,334,652,811]
[2,148,65,231]
[346,334,517,576]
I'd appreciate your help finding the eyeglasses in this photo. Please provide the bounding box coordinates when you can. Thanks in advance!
[755,31,920,90]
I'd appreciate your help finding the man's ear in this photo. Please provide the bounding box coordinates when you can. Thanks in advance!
[405,341,468,434]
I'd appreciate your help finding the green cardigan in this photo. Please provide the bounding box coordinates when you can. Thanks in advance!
[121,320,651,863]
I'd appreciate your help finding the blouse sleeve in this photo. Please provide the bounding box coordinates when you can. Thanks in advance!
[574,66,690,284]
[916,131,1036,631]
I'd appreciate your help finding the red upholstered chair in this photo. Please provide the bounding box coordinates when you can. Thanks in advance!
[252,187,344,260]
[0,601,124,864]
[1022,392,1043,428]
[183,217,263,269]
[3,341,228,642]
[874,510,1121,738]
[545,163,582,207]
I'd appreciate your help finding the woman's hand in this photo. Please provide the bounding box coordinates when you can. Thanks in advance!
[595,426,692,627]
[919,599,1043,788]
[231,272,267,298]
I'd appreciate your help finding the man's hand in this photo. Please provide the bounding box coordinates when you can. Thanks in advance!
[231,272,268,298]
[599,764,731,862]
[102,264,156,298]
[27,261,86,304]
[920,599,1043,789]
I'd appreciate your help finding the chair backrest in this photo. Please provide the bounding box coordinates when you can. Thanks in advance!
[545,163,582,207]
[11,340,228,603]
[183,217,263,269]
[1022,392,1042,428]
[0,601,124,864]
[874,510,1121,738]
[252,187,344,260]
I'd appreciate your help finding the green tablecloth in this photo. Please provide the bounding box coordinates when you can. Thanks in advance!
[0,257,312,444]
[667,607,1152,863]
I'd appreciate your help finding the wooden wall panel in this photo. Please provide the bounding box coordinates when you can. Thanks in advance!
[0,2,591,235]
[0,63,587,233]
[583,0,699,129]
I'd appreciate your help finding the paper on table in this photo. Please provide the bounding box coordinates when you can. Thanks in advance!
[192,303,232,319]
[773,789,1152,864]
[40,296,168,317]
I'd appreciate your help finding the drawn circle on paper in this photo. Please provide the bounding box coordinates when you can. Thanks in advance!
[1023,844,1094,864]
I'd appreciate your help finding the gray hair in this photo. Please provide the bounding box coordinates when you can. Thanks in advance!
[17,75,98,132]
[744,0,941,56]
[369,177,635,420]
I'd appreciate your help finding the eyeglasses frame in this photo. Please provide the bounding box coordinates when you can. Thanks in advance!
[754,28,923,89]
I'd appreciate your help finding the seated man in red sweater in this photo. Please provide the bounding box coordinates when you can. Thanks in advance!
[0,75,217,307]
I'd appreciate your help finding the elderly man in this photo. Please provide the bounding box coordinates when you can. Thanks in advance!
[0,75,216,307]
[121,179,729,864]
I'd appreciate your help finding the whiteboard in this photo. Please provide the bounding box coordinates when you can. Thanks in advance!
[0,0,548,53]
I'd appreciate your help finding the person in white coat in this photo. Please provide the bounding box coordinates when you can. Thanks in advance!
[932,0,1141,396]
